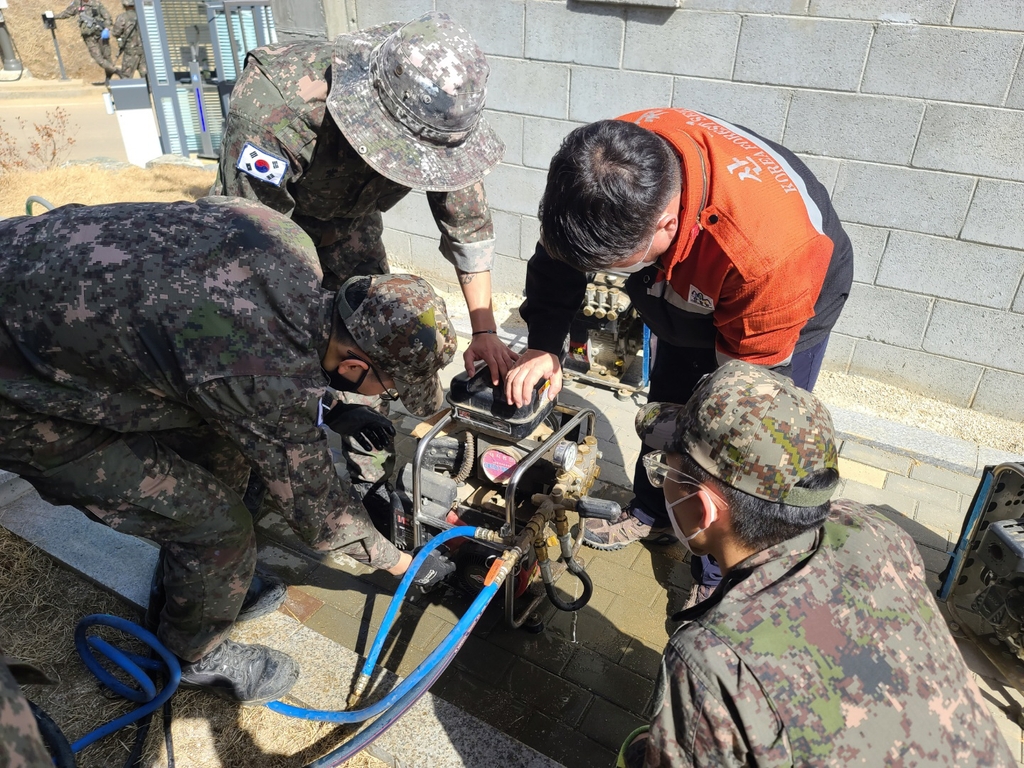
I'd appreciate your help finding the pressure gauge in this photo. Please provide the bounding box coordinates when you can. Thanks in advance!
[551,440,578,472]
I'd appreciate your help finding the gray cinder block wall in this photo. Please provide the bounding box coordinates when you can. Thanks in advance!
[276,0,1024,422]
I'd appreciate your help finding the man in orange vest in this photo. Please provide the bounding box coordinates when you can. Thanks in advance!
[505,108,853,606]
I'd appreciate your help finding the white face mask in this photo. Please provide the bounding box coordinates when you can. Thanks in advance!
[665,492,717,554]
[611,229,658,273]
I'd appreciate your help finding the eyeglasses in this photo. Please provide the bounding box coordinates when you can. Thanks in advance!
[642,451,703,491]
[344,353,399,402]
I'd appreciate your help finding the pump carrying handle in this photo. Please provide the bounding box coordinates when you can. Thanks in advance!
[576,497,622,521]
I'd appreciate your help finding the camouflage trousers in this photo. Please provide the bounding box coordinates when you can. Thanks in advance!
[0,398,254,662]
[83,34,118,78]
[119,47,147,79]
[0,654,51,768]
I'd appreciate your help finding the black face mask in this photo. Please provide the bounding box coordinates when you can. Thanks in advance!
[321,364,369,393]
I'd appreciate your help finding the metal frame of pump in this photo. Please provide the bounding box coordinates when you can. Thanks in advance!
[410,403,599,627]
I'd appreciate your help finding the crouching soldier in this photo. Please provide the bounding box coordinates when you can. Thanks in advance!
[0,197,457,705]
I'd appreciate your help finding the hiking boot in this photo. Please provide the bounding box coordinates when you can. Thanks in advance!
[178,639,299,705]
[582,508,674,551]
[235,572,288,623]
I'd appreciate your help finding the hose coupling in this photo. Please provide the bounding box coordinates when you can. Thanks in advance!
[347,672,371,709]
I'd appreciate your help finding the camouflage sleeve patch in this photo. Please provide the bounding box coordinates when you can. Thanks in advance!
[215,108,302,217]
[440,236,495,273]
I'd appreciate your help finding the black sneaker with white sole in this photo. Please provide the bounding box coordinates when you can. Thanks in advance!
[178,639,299,705]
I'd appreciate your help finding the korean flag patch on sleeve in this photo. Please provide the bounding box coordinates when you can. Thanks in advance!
[237,141,289,187]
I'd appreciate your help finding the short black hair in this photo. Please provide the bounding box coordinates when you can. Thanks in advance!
[538,120,681,271]
[673,450,836,551]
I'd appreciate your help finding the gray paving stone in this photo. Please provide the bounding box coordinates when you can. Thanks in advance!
[517,710,616,768]
[504,657,593,725]
[863,25,1022,105]
[522,116,584,170]
[563,646,655,716]
[914,503,967,538]
[831,283,931,348]
[672,79,793,142]
[579,695,648,753]
[973,369,1024,422]
[923,302,1024,372]
[840,478,918,518]
[486,110,524,166]
[808,0,955,23]
[831,161,975,237]
[733,15,873,91]
[961,180,1024,251]
[838,440,914,476]
[784,91,923,165]
[487,57,569,119]
[486,162,549,217]
[844,223,889,285]
[796,154,841,197]
[847,341,983,408]
[884,474,960,510]
[1008,66,1024,110]
[952,0,1024,31]
[0,475,32,508]
[915,103,1024,182]
[568,67,674,124]
[435,0,525,57]
[910,463,983,496]
[526,0,623,66]
[624,9,741,79]
[878,230,1024,310]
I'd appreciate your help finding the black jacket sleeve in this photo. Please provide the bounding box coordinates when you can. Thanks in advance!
[519,243,588,355]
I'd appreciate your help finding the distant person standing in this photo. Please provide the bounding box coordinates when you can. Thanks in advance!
[112,0,146,79]
[54,0,117,84]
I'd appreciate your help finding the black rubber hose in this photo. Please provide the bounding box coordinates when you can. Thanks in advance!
[451,431,475,483]
[28,700,77,768]
[544,558,593,613]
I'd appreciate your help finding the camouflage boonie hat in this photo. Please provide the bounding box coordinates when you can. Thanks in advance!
[336,274,457,417]
[636,361,839,507]
[327,11,504,192]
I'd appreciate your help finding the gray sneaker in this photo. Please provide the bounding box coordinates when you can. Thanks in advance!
[178,640,299,705]
[582,509,674,551]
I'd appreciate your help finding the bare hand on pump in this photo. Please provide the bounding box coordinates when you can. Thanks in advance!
[464,331,519,385]
[504,349,562,408]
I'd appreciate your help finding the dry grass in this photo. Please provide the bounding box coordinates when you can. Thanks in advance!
[5,0,126,81]
[0,164,217,217]
[0,527,384,767]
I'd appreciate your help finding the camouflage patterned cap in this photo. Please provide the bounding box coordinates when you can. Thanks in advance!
[635,361,839,507]
[336,274,457,417]
[327,11,504,193]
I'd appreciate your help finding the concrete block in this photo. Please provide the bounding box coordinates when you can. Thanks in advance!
[831,161,974,237]
[526,0,624,67]
[910,463,983,496]
[522,116,584,170]
[978,447,1024,474]
[863,25,1022,106]
[733,15,872,91]
[674,78,791,143]
[847,340,983,407]
[492,209,522,260]
[961,180,1024,250]
[1008,67,1024,110]
[844,222,888,284]
[578,696,648,753]
[624,9,740,79]
[583,0,677,6]
[487,57,569,119]
[840,478,918,518]
[839,440,913,476]
[681,0,807,10]
[832,283,931,348]
[783,91,923,165]
[795,154,841,197]
[491,252,530,294]
[521,215,542,261]
[407,232,452,279]
[973,368,1024,422]
[821,332,854,372]
[923,301,1024,372]
[876,231,1024,310]
[353,0,431,29]
[568,67,675,123]
[808,0,955,24]
[485,110,524,166]
[914,103,1024,183]
[435,0,525,57]
[382,190,437,239]
[487,163,548,217]
[952,0,1024,32]
[381,228,411,265]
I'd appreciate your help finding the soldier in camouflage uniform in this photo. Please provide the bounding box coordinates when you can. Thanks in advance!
[0,197,456,705]
[54,0,118,83]
[112,0,145,79]
[0,652,51,768]
[618,361,1014,767]
[215,10,515,492]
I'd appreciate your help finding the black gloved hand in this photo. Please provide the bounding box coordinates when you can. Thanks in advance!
[410,547,456,594]
[322,403,395,451]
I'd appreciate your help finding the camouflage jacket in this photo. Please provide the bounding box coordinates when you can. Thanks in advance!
[214,27,495,274]
[0,197,400,568]
[55,0,112,36]
[112,9,141,53]
[644,499,1015,767]
[0,652,51,768]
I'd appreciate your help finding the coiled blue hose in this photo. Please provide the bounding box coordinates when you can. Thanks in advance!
[71,614,181,753]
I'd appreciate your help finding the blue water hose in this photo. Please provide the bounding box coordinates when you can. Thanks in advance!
[71,614,181,753]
